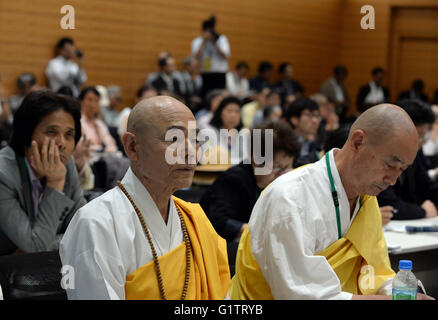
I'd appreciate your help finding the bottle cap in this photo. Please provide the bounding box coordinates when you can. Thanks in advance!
[399,260,412,270]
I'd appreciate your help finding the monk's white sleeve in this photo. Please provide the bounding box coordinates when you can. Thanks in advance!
[249,192,353,300]
[59,211,126,300]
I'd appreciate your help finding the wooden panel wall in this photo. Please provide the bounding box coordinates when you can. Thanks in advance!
[0,0,343,109]
[339,0,438,113]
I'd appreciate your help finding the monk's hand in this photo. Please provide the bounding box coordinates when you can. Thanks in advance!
[29,138,66,192]
[417,293,436,300]
[379,206,394,226]
[421,200,438,218]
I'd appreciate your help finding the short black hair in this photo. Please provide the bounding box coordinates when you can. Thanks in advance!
[258,61,274,74]
[210,96,242,130]
[9,90,82,156]
[57,86,74,97]
[284,98,319,124]
[324,124,352,152]
[252,120,301,160]
[278,62,291,74]
[56,37,74,50]
[396,99,435,126]
[78,86,100,101]
[412,79,425,91]
[333,65,348,77]
[371,67,384,76]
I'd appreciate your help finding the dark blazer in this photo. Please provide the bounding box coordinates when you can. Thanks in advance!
[0,147,86,255]
[356,82,390,113]
[377,150,438,220]
[200,163,262,241]
[151,74,183,97]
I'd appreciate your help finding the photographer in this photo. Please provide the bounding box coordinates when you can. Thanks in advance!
[45,37,87,98]
[191,15,230,98]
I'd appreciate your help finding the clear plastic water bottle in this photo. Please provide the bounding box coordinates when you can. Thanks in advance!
[392,260,417,300]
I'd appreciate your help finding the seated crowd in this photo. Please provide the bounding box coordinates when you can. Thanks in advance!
[0,31,438,301]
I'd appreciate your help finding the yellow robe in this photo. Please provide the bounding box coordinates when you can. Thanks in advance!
[230,195,395,299]
[125,196,230,300]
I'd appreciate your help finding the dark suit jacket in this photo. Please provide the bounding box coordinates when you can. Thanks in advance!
[151,74,183,97]
[377,150,438,220]
[200,163,262,241]
[356,83,390,113]
[0,147,86,255]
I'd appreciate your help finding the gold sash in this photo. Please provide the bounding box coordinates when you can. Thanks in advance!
[125,197,230,300]
[230,195,395,299]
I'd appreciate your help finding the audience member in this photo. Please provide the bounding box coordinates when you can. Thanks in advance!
[284,98,322,166]
[241,87,270,129]
[309,93,339,148]
[262,105,283,124]
[150,55,183,98]
[320,65,351,123]
[275,62,304,105]
[252,89,281,127]
[45,37,87,97]
[357,67,390,113]
[79,86,118,153]
[201,120,300,242]
[101,85,123,128]
[398,79,429,103]
[180,56,203,112]
[378,99,438,220]
[201,96,249,165]
[195,89,228,130]
[0,90,86,255]
[192,15,230,97]
[422,104,438,159]
[8,72,37,114]
[249,61,273,93]
[226,61,250,99]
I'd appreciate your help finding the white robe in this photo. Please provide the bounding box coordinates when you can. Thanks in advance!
[59,167,183,300]
[248,148,392,299]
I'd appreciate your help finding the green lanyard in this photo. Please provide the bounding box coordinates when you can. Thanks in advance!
[325,152,342,240]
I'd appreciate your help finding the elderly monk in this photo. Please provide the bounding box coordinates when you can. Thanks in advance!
[60,96,230,300]
[230,104,435,300]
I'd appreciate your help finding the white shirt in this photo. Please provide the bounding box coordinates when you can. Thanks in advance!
[45,56,87,97]
[191,35,230,73]
[364,81,384,104]
[59,167,183,300]
[248,149,392,299]
[226,71,249,98]
[330,77,345,102]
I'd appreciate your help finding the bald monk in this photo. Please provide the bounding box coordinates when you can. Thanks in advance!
[60,96,230,299]
[231,104,435,300]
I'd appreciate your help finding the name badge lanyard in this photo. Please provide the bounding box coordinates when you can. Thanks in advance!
[325,152,342,240]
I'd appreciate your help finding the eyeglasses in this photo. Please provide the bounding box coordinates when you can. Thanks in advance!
[302,111,322,121]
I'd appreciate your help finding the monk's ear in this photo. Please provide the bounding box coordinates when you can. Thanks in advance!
[122,132,138,161]
[349,129,366,152]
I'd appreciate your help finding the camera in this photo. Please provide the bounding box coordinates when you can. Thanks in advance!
[76,49,83,58]
[203,15,220,42]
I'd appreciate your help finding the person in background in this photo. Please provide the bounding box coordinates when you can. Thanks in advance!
[398,79,429,103]
[79,87,118,153]
[0,90,86,255]
[309,93,339,149]
[249,61,274,93]
[195,89,228,130]
[8,72,37,114]
[378,99,438,221]
[241,87,271,129]
[284,98,322,167]
[45,37,87,98]
[101,85,123,128]
[275,62,304,106]
[150,55,183,98]
[356,67,390,113]
[262,105,283,124]
[252,89,282,127]
[192,15,230,98]
[201,120,301,242]
[422,104,438,161]
[180,56,203,113]
[320,65,351,123]
[226,61,250,100]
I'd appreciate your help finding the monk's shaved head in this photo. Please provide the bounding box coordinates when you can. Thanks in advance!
[127,96,192,138]
[349,103,417,145]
